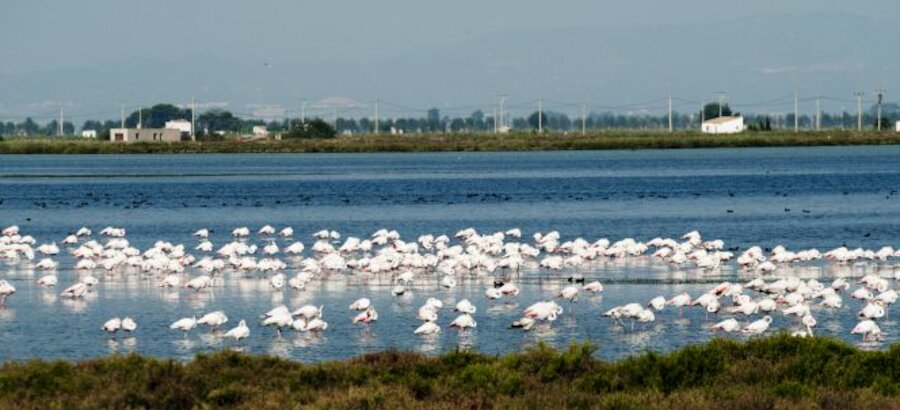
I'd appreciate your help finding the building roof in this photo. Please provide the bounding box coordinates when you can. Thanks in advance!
[703,116,741,125]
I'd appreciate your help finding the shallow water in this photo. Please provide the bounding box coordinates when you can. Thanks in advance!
[0,147,898,362]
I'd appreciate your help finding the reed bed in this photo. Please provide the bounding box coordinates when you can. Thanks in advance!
[1,131,899,154]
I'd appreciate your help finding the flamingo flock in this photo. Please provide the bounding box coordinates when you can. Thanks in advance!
[0,223,898,351]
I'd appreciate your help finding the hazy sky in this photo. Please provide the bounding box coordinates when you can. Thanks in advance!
[2,0,895,73]
[1,1,898,121]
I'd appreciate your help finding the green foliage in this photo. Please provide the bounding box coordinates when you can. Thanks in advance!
[284,118,337,139]
[528,111,549,131]
[0,336,898,409]
[126,103,190,129]
[702,102,732,120]
[197,110,242,134]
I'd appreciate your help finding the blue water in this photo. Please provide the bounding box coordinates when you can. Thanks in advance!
[0,147,898,362]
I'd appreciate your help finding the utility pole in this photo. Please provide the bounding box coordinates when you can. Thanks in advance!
[493,107,498,134]
[667,95,673,132]
[716,91,726,118]
[537,98,542,133]
[815,95,821,131]
[120,104,125,128]
[793,91,799,132]
[499,95,507,132]
[138,104,142,129]
[58,106,63,136]
[374,99,380,134]
[301,100,307,123]
[191,96,196,141]
[855,91,864,131]
[581,103,586,135]
[876,89,885,131]
[700,102,705,128]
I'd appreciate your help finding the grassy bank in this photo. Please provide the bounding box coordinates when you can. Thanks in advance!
[2,130,900,154]
[1,336,898,409]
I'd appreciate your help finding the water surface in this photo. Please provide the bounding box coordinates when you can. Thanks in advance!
[0,147,898,361]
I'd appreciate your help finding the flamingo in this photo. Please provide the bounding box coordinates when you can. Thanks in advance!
[349,298,371,311]
[224,320,250,343]
[414,321,441,335]
[851,320,882,342]
[711,318,741,332]
[60,282,88,298]
[485,287,502,301]
[666,293,692,315]
[648,296,666,311]
[121,317,137,335]
[450,313,477,330]
[36,275,58,287]
[197,311,229,331]
[582,281,603,293]
[352,307,379,334]
[184,275,212,291]
[261,311,292,338]
[170,317,198,338]
[298,317,328,332]
[455,299,477,314]
[292,305,323,320]
[741,315,772,335]
[511,317,536,331]
[101,317,122,338]
[558,285,579,302]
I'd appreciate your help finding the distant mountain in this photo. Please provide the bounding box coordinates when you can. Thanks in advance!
[1,13,895,121]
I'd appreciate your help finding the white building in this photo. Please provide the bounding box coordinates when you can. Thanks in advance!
[165,119,192,134]
[895,121,900,132]
[109,128,184,143]
[252,125,268,136]
[701,116,745,134]
[81,130,97,138]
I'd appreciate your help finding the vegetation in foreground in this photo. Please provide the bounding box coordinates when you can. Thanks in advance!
[1,335,898,409]
[1,130,900,154]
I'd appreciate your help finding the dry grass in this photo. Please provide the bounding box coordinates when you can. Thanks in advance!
[2,131,900,154]
[0,335,898,409]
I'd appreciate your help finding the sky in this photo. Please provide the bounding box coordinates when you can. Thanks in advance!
[1,0,898,122]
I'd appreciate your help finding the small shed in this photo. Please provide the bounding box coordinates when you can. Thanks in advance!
[701,116,745,134]
[252,125,268,136]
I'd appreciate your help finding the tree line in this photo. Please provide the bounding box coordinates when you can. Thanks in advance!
[2,102,898,138]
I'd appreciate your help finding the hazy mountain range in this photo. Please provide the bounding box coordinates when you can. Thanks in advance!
[1,13,896,122]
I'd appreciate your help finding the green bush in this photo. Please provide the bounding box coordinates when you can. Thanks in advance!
[0,336,898,409]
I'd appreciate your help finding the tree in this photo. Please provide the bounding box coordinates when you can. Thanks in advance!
[81,120,103,132]
[426,108,441,132]
[22,118,39,136]
[126,104,190,128]
[702,103,732,120]
[449,117,466,132]
[527,111,549,131]
[43,120,59,136]
[874,116,892,131]
[284,119,336,139]
[197,110,243,134]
